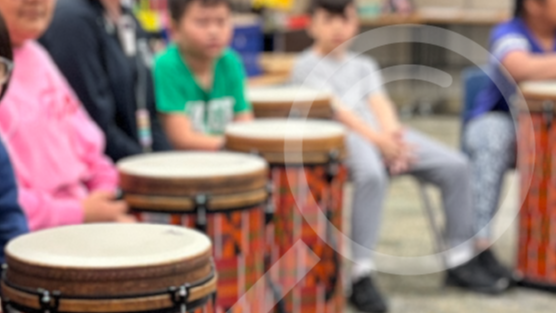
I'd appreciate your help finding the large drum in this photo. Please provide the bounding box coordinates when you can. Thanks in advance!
[516,81,556,287]
[118,152,269,313]
[248,86,334,119]
[1,224,216,313]
[226,119,347,313]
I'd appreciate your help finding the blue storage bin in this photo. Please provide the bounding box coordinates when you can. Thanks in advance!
[231,15,263,77]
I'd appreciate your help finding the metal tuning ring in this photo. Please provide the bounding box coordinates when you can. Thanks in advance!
[542,100,555,130]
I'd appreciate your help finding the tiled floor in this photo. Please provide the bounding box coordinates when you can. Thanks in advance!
[341,116,555,313]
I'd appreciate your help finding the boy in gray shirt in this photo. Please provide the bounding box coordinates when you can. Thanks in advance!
[291,0,510,312]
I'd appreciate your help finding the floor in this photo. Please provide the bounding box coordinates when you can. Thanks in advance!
[341,116,556,313]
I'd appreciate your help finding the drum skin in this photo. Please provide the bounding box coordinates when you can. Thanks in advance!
[517,81,556,287]
[248,86,334,120]
[0,224,217,313]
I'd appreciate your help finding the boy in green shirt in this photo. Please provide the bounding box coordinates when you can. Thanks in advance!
[155,0,253,151]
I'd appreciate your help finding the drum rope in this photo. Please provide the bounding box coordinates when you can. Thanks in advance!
[0,264,217,313]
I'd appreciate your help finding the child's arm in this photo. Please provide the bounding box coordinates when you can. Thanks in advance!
[332,97,403,162]
[160,114,225,151]
[368,93,402,135]
[234,112,254,122]
[502,51,556,82]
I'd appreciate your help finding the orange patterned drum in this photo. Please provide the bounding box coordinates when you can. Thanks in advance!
[1,224,217,313]
[516,81,556,287]
[226,120,347,313]
[118,152,270,312]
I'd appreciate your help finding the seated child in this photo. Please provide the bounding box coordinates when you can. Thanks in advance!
[291,0,511,312]
[155,0,253,151]
[462,0,555,282]
[0,11,27,264]
[0,0,133,232]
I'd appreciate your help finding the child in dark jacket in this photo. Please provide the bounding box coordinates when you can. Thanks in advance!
[0,10,28,264]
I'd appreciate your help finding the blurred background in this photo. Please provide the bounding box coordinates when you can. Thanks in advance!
[129,0,513,116]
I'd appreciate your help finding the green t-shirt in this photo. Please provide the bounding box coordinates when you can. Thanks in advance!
[154,45,252,135]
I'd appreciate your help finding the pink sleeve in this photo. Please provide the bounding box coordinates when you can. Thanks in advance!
[18,187,84,231]
[72,107,119,192]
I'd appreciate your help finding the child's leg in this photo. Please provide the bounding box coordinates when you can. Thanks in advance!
[345,132,390,278]
[404,130,475,266]
[462,113,516,244]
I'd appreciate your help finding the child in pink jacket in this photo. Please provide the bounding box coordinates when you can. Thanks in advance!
[0,0,132,231]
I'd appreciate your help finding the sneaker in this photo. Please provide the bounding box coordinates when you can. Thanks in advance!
[478,249,516,284]
[446,256,510,295]
[349,276,388,313]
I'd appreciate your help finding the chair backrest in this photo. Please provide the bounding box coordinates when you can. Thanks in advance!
[461,66,491,124]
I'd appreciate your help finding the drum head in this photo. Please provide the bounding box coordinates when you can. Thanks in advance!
[118,152,266,179]
[118,152,269,199]
[248,86,331,103]
[6,224,210,269]
[521,81,556,100]
[225,119,346,164]
[248,86,333,119]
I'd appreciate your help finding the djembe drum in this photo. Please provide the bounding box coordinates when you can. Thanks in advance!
[516,81,556,287]
[1,224,216,313]
[226,119,347,313]
[118,152,270,313]
[248,86,333,119]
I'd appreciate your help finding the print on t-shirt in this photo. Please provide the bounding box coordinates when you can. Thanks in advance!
[185,97,235,134]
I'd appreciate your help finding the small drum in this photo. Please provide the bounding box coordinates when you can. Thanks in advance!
[516,81,556,287]
[1,224,216,313]
[248,86,334,119]
[226,120,347,313]
[118,152,270,313]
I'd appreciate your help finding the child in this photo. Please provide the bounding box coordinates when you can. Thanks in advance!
[154,0,253,151]
[0,0,133,232]
[291,0,510,312]
[463,0,555,282]
[0,11,27,264]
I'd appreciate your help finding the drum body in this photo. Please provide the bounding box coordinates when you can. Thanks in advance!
[248,86,333,119]
[1,224,217,313]
[517,81,556,287]
[226,120,347,313]
[118,152,269,313]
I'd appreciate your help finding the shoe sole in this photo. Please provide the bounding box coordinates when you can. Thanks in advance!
[348,297,388,313]
[445,277,510,295]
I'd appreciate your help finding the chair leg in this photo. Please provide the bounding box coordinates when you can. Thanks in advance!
[417,180,448,269]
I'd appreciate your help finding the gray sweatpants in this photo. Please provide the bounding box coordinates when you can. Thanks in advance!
[346,129,475,264]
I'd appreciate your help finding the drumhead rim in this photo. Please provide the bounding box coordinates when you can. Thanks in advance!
[225,119,346,140]
[5,224,212,270]
[117,151,268,179]
[247,86,332,103]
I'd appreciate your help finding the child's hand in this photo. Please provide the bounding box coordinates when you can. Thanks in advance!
[82,191,129,223]
[376,134,403,163]
[384,129,417,175]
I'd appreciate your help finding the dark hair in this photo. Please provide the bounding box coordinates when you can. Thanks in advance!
[515,0,546,17]
[515,0,525,16]
[308,0,355,17]
[168,0,231,22]
[0,11,12,100]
